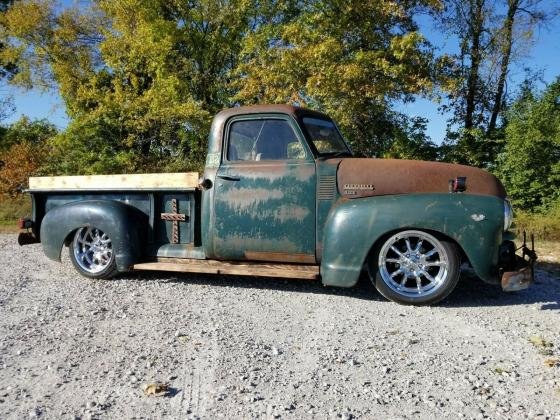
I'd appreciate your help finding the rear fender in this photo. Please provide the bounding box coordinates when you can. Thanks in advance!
[40,200,146,271]
[320,194,504,287]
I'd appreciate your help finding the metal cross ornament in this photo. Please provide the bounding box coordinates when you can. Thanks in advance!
[160,198,186,244]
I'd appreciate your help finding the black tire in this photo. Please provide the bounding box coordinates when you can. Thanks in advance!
[69,226,118,279]
[368,230,461,306]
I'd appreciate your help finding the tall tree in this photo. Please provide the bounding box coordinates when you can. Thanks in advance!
[236,0,442,157]
[2,0,443,171]
[0,0,16,121]
[439,0,550,166]
[495,78,560,211]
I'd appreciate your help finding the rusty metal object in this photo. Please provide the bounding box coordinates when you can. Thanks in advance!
[160,199,186,244]
[337,158,506,199]
[502,266,533,292]
[501,232,537,292]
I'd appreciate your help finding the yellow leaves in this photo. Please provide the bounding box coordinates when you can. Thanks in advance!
[0,142,45,195]
[1,0,53,38]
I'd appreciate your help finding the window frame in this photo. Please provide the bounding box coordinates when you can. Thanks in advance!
[223,114,313,164]
[296,114,352,157]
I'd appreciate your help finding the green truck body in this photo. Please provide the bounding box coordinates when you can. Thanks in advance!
[18,104,535,305]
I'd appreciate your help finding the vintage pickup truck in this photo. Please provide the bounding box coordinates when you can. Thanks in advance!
[18,104,536,305]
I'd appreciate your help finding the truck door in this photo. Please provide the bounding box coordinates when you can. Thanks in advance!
[212,114,317,263]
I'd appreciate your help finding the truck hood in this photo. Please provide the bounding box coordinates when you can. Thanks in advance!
[336,158,506,199]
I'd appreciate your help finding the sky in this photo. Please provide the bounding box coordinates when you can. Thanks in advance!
[2,4,560,145]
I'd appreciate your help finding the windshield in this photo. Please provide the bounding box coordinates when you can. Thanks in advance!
[302,117,351,156]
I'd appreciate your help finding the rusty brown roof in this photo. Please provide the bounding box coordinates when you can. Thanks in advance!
[215,104,329,120]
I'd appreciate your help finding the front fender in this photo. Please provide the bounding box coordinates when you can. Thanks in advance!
[40,200,146,271]
[320,194,504,287]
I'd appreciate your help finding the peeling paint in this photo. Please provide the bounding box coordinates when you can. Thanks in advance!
[219,187,284,211]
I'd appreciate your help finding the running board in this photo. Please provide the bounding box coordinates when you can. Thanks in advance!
[132,257,320,280]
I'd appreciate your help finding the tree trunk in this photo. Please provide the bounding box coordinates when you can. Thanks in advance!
[465,0,485,131]
[487,0,519,135]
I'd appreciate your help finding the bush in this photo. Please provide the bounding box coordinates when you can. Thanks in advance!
[513,202,560,241]
[0,142,46,195]
[0,194,31,227]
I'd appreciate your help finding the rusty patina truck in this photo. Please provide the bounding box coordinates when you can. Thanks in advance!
[18,105,536,305]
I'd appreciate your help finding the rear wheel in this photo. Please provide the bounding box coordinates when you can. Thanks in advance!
[69,226,118,279]
[369,230,460,305]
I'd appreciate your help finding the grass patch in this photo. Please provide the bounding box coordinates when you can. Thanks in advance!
[0,194,32,233]
[513,208,560,241]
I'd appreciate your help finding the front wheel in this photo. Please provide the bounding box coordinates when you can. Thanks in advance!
[69,226,118,279]
[369,230,460,306]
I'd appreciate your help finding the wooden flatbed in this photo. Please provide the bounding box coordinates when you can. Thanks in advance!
[133,257,320,280]
[27,173,199,192]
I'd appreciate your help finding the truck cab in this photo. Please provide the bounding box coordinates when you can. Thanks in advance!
[18,104,535,305]
[201,105,350,264]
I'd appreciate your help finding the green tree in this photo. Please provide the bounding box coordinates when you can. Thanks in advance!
[0,115,57,151]
[383,116,439,161]
[2,0,446,172]
[236,0,443,157]
[495,78,560,211]
[438,0,551,167]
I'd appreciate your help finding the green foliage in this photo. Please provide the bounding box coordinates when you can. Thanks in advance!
[0,117,56,195]
[236,0,442,157]
[0,0,446,170]
[0,116,57,152]
[383,116,439,161]
[439,127,503,167]
[495,79,560,211]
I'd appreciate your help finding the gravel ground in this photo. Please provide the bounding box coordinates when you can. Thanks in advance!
[0,234,559,419]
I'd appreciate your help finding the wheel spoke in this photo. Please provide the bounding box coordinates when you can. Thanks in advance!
[421,270,436,284]
[385,258,400,264]
[414,240,423,252]
[415,274,423,293]
[391,268,403,278]
[405,238,413,252]
[423,249,438,258]
[425,261,445,267]
[390,246,404,257]
[84,251,94,265]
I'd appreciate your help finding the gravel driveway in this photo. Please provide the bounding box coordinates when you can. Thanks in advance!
[0,234,559,419]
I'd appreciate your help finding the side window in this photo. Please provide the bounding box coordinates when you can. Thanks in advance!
[227,119,305,161]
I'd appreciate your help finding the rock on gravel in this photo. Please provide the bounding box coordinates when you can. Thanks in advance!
[0,234,559,419]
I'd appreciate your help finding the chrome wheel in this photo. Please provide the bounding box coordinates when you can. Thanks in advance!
[72,227,114,274]
[378,230,449,299]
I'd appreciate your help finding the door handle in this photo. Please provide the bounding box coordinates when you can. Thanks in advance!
[217,175,240,181]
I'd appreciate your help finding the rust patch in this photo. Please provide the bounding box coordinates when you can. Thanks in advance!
[337,158,506,198]
[160,198,186,244]
[244,251,316,264]
[502,267,533,292]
